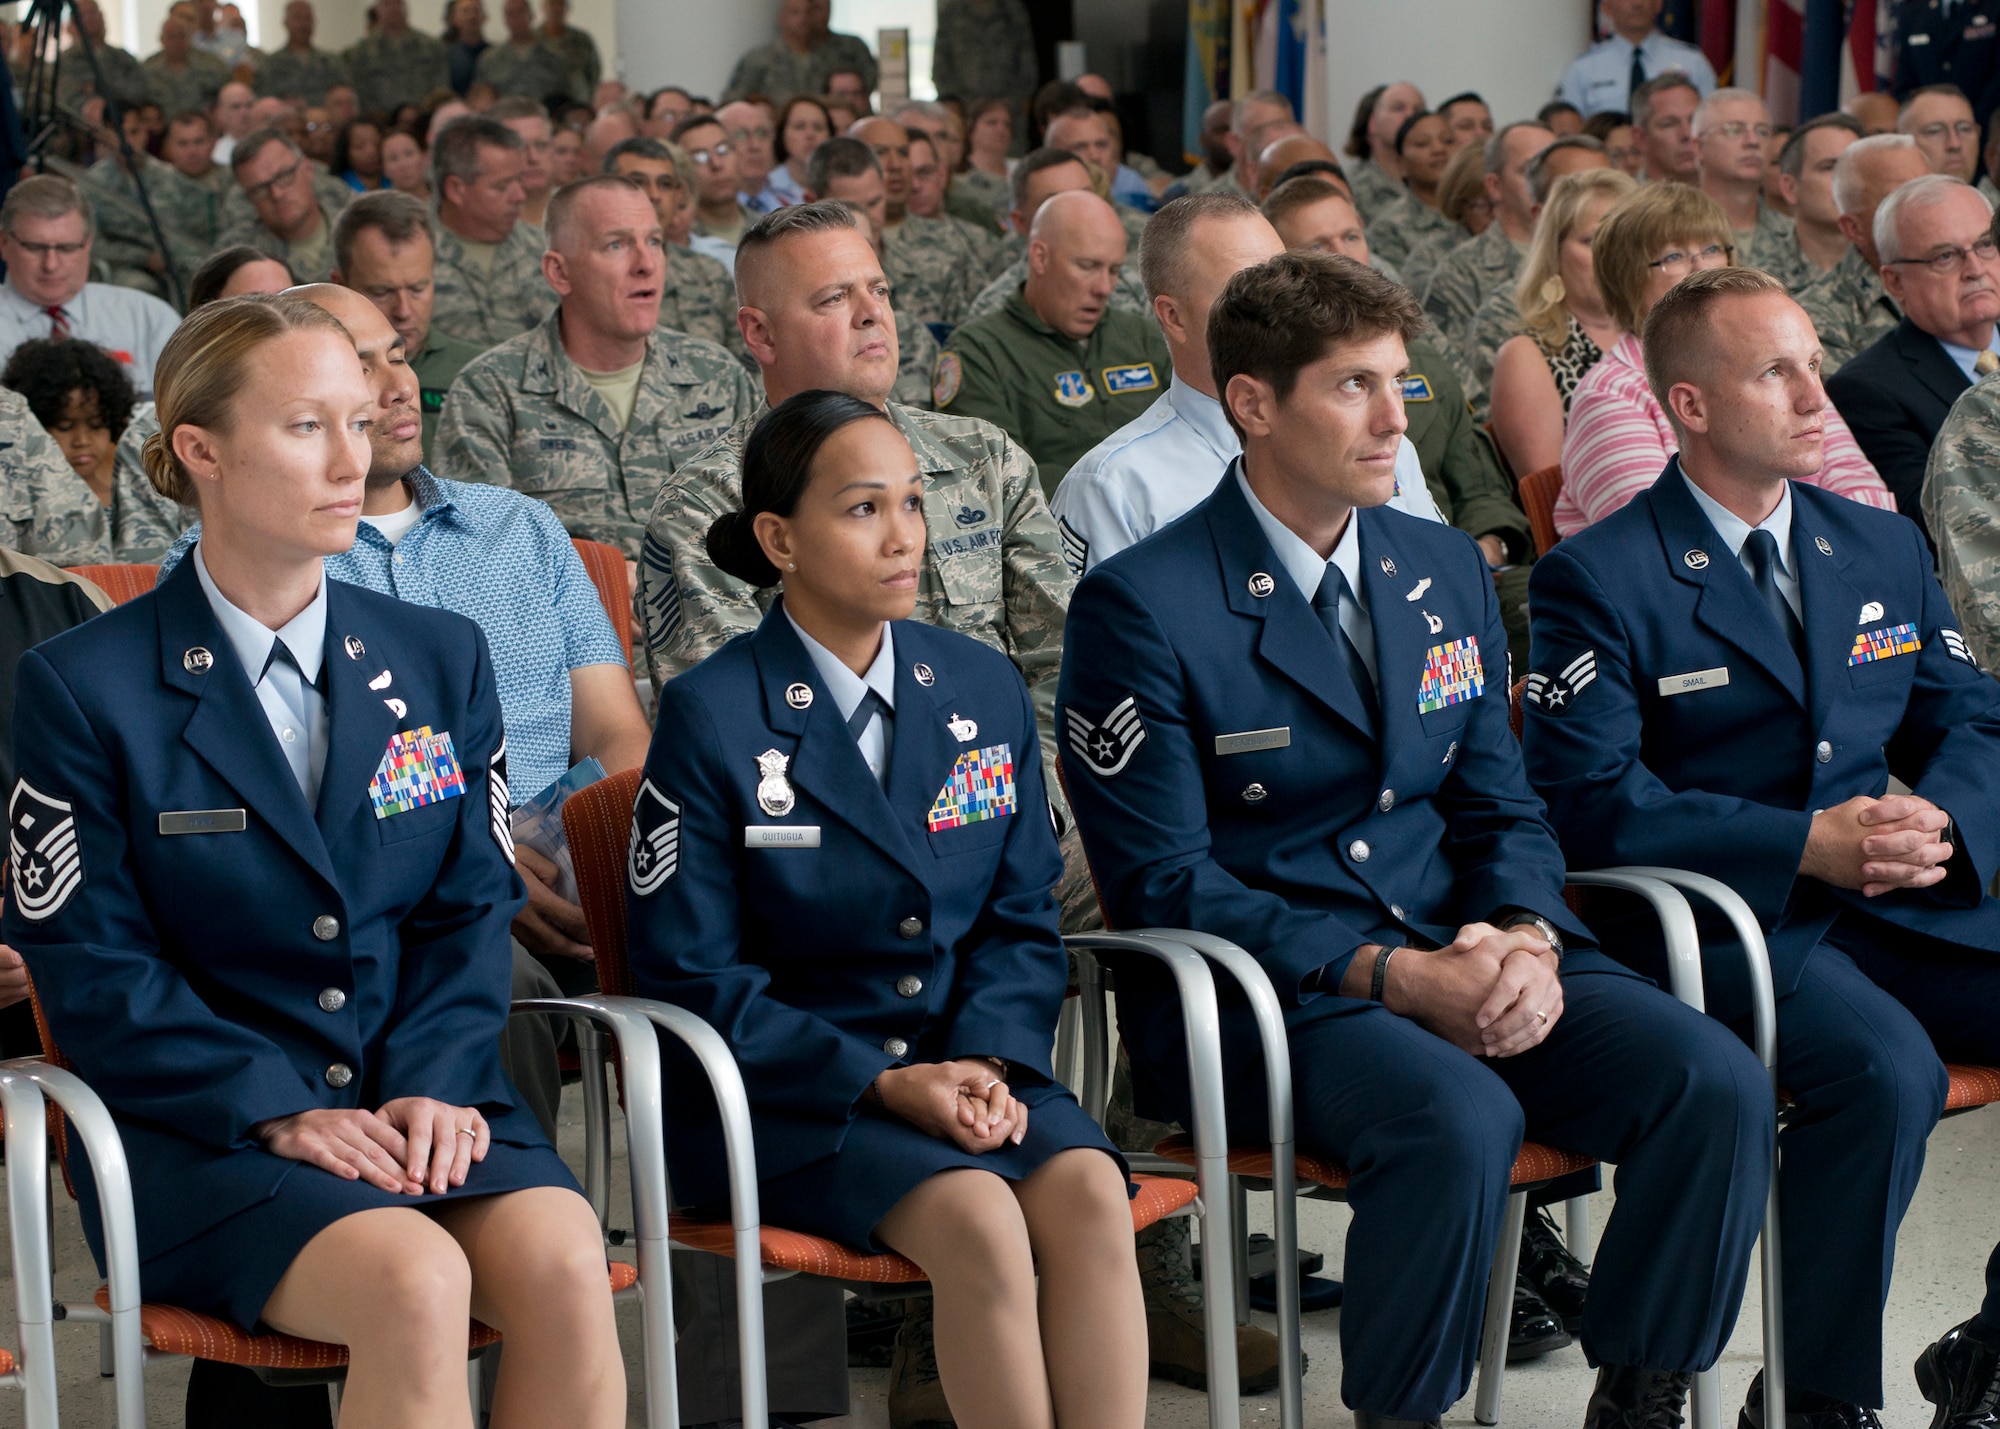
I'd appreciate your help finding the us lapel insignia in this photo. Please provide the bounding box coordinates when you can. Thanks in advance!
[1380,556,1397,577]
[913,663,935,687]
[1684,549,1710,570]
[1815,537,1833,556]
[785,682,814,709]
[182,646,212,673]
[756,748,796,816]
[344,635,366,659]
[1248,571,1275,598]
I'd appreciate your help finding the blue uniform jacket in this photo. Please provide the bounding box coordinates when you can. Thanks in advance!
[625,606,1071,1208]
[1058,469,1618,1121]
[1523,462,2000,998]
[3,556,536,1262]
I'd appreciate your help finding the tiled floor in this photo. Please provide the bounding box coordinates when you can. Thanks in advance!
[5,1082,1997,1428]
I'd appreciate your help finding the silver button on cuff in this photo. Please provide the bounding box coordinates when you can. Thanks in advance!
[1378,789,1395,812]
[312,915,340,941]
[324,1063,353,1088]
[882,1037,909,1058]
[1348,839,1371,863]
[897,916,924,939]
[317,988,346,1013]
[896,975,924,998]
[1815,741,1833,764]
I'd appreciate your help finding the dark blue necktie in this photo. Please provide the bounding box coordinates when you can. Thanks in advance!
[1744,529,1806,663]
[1628,41,1647,107]
[846,689,893,741]
[1311,568,1378,732]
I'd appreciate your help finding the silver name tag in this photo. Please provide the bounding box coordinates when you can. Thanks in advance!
[1658,667,1730,696]
[1214,727,1291,756]
[158,809,247,835]
[744,825,821,848]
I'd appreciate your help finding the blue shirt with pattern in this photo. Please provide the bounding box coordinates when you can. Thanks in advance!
[159,467,627,804]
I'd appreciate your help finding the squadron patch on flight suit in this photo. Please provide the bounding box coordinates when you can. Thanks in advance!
[1524,650,1596,715]
[1066,695,1147,777]
[1942,628,1981,668]
[1058,516,1088,575]
[1053,371,1095,408]
[628,779,681,896]
[9,778,82,922]
[489,738,514,865]
[932,352,962,408]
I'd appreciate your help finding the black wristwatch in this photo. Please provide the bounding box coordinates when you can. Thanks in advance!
[1500,912,1564,959]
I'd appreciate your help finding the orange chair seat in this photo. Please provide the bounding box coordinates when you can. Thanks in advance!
[670,1173,1198,1283]
[1946,1064,2000,1112]
[92,1261,638,1367]
[0,1345,14,1377]
[63,564,159,606]
[1151,1133,1595,1192]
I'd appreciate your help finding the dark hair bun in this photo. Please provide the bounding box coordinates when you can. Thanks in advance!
[705,508,783,588]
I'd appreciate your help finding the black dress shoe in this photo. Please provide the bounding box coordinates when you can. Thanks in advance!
[1583,1364,1693,1429]
[1521,1204,1592,1331]
[1490,1276,1572,1362]
[1739,1370,1885,1429]
[1917,1318,2000,1429]
[1353,1411,1442,1429]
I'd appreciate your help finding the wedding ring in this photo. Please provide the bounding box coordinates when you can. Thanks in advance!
[457,1128,478,1138]
[1535,1011,1549,1024]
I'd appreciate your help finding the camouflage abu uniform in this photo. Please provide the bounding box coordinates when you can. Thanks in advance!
[966,255,1149,322]
[216,188,350,283]
[1369,190,1457,272]
[1399,224,1473,309]
[141,51,227,120]
[542,26,601,104]
[664,244,750,368]
[932,0,1037,108]
[255,47,351,103]
[342,28,449,120]
[0,388,110,567]
[1422,223,1526,389]
[106,404,195,561]
[1466,284,1523,428]
[894,310,941,410]
[474,40,568,102]
[1347,158,1404,225]
[882,214,984,327]
[81,155,217,293]
[55,43,150,117]
[1922,371,2000,671]
[1796,244,1900,373]
[432,310,760,558]
[430,219,551,349]
[638,400,1070,776]
[722,31,879,105]
[1735,199,1809,290]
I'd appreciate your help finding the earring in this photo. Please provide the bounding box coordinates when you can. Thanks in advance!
[787,561,796,571]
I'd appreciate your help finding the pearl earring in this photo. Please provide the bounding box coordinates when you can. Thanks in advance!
[787,561,796,571]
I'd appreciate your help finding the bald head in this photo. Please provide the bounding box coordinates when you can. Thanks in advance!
[1257,132,1333,198]
[584,110,641,169]
[288,282,422,482]
[1025,191,1127,340]
[1844,90,1899,137]
[1832,133,1934,266]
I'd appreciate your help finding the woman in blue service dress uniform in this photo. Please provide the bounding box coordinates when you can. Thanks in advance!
[2,295,624,1429]
[627,390,1148,1429]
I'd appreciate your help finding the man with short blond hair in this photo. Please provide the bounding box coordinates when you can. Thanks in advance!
[1797,134,1934,369]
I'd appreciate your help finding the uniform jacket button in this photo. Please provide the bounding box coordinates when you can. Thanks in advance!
[883,1037,909,1058]
[1378,789,1395,812]
[1242,782,1267,803]
[1390,904,1405,921]
[1815,740,1833,764]
[317,988,347,1013]
[896,975,924,998]
[1348,839,1371,862]
[312,915,340,941]
[324,1063,353,1088]
[897,916,924,939]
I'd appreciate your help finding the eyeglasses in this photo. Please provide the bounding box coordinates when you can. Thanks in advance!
[9,238,87,258]
[1705,121,1773,142]
[1917,120,1980,143]
[1888,235,2000,274]
[687,142,732,166]
[243,157,303,203]
[728,125,773,143]
[1646,243,1733,275]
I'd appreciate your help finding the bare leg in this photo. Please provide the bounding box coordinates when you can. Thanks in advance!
[260,1207,475,1429]
[1014,1149,1147,1429]
[876,1168,1053,1429]
[430,1186,625,1429]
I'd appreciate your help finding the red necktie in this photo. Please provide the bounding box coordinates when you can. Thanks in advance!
[44,307,69,340]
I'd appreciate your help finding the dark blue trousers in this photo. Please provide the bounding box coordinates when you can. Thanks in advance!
[1748,915,2000,1406]
[1175,973,1772,1418]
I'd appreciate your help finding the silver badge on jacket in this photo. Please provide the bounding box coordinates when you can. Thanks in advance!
[756,748,796,816]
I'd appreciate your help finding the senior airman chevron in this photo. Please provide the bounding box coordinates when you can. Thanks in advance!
[1525,649,1596,714]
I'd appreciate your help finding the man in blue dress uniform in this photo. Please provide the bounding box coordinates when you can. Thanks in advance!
[1058,250,1774,1429]
[1523,264,2000,1429]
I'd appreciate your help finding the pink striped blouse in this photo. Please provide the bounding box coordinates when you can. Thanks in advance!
[1553,334,1895,537]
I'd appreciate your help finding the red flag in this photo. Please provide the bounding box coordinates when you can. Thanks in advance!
[1700,0,1736,81]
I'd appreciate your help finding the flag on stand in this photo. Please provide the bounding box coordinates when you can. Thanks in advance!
[1182,0,1232,164]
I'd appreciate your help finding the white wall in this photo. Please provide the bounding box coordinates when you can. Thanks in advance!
[614,0,780,97]
[1324,0,1589,140]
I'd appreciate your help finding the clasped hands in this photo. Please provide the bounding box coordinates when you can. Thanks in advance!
[252,1097,489,1196]
[1344,921,1564,1060]
[1801,793,1953,898]
[873,1056,1028,1154]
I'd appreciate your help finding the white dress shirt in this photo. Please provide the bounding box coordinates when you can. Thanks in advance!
[787,610,897,786]
[1050,374,1445,574]
[0,280,182,398]
[1235,463,1378,686]
[193,544,331,806]
[1682,470,1802,624]
[1557,30,1718,115]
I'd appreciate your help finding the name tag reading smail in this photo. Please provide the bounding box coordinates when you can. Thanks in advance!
[1658,667,1729,696]
[745,825,821,848]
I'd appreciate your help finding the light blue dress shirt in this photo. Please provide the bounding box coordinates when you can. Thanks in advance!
[1683,470,1802,623]
[787,611,897,785]
[1234,462,1378,686]
[192,543,330,806]
[1049,373,1445,574]
[1938,331,2000,383]
[1557,30,1718,115]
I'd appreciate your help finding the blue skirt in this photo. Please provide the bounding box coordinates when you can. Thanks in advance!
[135,1140,580,1331]
[751,1090,1129,1253]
